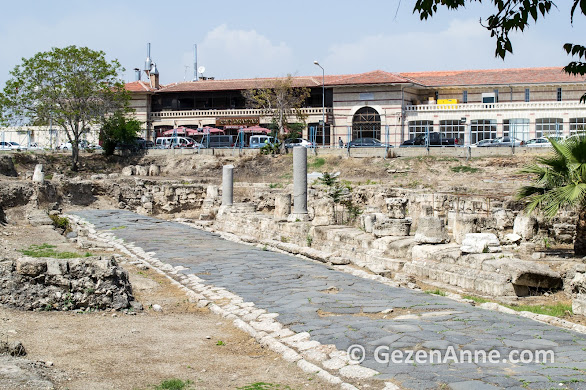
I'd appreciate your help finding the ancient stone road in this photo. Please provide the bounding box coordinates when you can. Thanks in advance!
[74,210,586,390]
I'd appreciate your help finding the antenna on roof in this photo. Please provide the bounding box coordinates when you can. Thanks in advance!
[192,44,198,81]
[144,43,152,76]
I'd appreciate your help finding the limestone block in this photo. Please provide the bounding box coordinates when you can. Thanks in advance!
[274,194,291,221]
[361,213,386,233]
[386,198,408,219]
[494,209,515,230]
[46,259,68,275]
[206,185,219,198]
[373,218,411,237]
[16,258,47,276]
[312,198,335,226]
[552,223,575,244]
[414,216,449,244]
[135,166,148,176]
[513,215,538,240]
[503,233,522,245]
[121,166,134,176]
[32,164,44,183]
[573,294,586,316]
[451,214,480,244]
[148,164,161,176]
[461,233,501,254]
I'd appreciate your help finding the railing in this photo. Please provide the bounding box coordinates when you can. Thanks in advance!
[150,107,332,119]
[404,101,586,112]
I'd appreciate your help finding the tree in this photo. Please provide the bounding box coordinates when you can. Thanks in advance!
[244,75,311,149]
[100,111,142,156]
[517,136,586,255]
[413,1,586,100]
[0,46,129,170]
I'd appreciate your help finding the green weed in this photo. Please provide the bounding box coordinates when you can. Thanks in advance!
[154,379,193,390]
[461,295,490,304]
[503,302,573,318]
[424,289,447,296]
[20,244,85,259]
[308,157,326,169]
[451,166,480,173]
[237,383,292,390]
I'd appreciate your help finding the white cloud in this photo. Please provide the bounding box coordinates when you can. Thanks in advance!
[195,24,295,79]
[321,18,565,74]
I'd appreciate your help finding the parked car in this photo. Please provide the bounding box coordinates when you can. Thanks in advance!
[400,132,458,147]
[27,142,42,150]
[155,136,200,149]
[58,140,90,150]
[0,141,24,150]
[198,135,234,148]
[525,137,552,148]
[348,138,392,148]
[485,136,523,147]
[284,138,313,148]
[471,139,494,147]
[249,135,275,148]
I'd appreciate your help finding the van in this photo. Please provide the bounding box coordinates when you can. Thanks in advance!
[199,135,234,148]
[249,135,275,148]
[155,137,199,149]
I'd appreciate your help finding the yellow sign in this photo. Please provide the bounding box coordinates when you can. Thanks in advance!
[216,117,260,127]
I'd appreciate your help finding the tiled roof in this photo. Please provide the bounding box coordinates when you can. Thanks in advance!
[400,67,586,87]
[326,70,411,86]
[125,67,586,94]
[125,81,155,92]
[158,76,324,93]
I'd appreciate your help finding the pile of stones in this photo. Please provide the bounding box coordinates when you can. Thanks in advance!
[0,255,135,311]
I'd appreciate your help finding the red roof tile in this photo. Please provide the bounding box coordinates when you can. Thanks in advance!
[400,67,586,87]
[125,81,155,92]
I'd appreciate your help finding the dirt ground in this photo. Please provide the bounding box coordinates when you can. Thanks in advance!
[10,150,536,197]
[0,217,342,390]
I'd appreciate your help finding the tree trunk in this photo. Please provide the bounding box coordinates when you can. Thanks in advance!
[575,207,586,256]
[71,144,79,171]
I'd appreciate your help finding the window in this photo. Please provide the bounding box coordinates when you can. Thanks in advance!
[503,119,530,141]
[525,88,530,102]
[557,88,562,101]
[352,107,381,140]
[470,119,496,144]
[463,90,468,104]
[536,118,563,138]
[570,118,586,135]
[494,89,499,103]
[408,120,433,139]
[439,120,465,144]
[434,91,439,101]
[309,123,331,146]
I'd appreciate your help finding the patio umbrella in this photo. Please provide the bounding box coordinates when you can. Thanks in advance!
[239,125,271,134]
[162,127,198,136]
[199,126,224,134]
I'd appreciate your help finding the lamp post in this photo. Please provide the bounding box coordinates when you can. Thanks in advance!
[313,61,325,148]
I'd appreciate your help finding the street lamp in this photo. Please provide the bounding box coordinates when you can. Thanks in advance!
[313,61,325,148]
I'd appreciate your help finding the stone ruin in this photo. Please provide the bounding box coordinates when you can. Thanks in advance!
[0,256,136,311]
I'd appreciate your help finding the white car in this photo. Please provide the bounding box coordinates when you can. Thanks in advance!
[57,142,72,150]
[0,141,25,150]
[284,138,314,148]
[525,137,552,148]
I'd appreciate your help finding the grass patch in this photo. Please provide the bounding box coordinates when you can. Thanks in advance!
[269,183,284,189]
[424,289,447,296]
[503,302,573,318]
[462,295,491,304]
[308,157,326,170]
[154,379,193,390]
[110,225,127,230]
[237,383,293,390]
[49,214,70,232]
[20,243,87,259]
[451,165,480,173]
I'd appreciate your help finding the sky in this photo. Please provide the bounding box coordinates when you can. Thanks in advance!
[1,0,585,87]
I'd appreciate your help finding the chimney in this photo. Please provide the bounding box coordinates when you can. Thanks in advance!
[149,63,159,89]
[144,43,152,77]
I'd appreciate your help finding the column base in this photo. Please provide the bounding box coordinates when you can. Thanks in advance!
[287,213,311,222]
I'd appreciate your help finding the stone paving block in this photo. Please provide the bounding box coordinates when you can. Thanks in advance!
[74,210,586,390]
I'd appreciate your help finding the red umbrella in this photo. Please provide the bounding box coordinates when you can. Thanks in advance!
[240,126,271,134]
[162,127,199,136]
[199,126,224,134]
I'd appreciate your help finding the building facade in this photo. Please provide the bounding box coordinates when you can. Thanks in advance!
[127,67,586,147]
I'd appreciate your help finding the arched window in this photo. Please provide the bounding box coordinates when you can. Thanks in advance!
[352,107,381,140]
